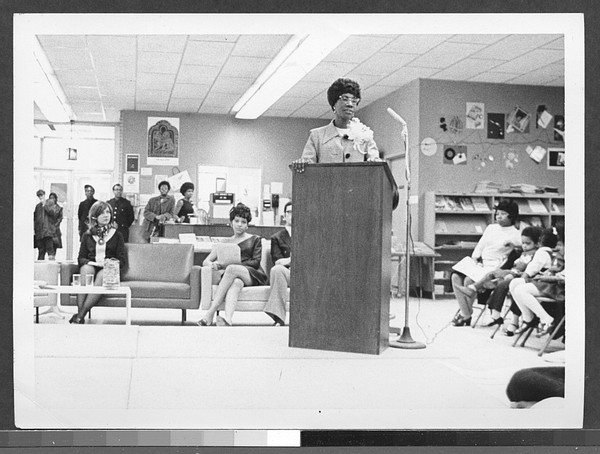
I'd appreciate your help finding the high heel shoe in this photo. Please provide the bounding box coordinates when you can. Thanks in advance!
[515,317,540,335]
[197,318,211,326]
[216,315,231,326]
[451,314,472,327]
[486,317,504,327]
[537,320,554,336]
[69,314,84,324]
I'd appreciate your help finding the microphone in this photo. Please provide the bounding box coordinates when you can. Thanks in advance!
[387,107,407,126]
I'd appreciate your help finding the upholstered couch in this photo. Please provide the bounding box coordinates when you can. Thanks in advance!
[200,239,290,319]
[34,261,60,322]
[60,243,201,323]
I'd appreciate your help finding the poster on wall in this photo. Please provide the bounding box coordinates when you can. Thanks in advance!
[465,102,484,129]
[554,115,565,141]
[443,145,467,165]
[125,154,140,173]
[123,173,140,193]
[487,113,505,139]
[548,148,565,170]
[147,117,179,165]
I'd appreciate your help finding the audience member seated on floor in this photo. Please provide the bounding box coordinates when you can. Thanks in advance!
[70,201,127,324]
[264,201,292,326]
[198,203,267,327]
[509,223,565,336]
[458,227,557,331]
[451,200,522,327]
[506,366,565,408]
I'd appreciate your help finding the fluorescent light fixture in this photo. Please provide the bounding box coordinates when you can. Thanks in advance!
[32,37,75,123]
[234,32,347,120]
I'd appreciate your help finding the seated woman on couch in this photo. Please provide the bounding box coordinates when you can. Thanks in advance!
[198,203,267,326]
[70,201,127,324]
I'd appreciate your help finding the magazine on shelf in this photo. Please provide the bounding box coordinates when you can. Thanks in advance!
[527,198,548,214]
[435,195,449,210]
[452,256,488,281]
[458,196,475,211]
[471,196,490,212]
[444,196,459,210]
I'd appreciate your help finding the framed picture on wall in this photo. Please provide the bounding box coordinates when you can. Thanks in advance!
[126,154,140,173]
[547,148,565,170]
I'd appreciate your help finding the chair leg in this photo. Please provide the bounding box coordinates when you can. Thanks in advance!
[181,309,186,324]
[490,304,513,339]
[512,323,533,347]
[472,305,487,328]
[36,307,39,324]
[538,316,566,357]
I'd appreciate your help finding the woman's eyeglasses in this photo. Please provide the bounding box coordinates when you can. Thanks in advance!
[338,95,360,106]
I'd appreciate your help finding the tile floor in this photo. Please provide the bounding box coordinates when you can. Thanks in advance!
[21,295,571,430]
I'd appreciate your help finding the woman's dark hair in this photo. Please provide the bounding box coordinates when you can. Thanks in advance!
[327,78,361,109]
[521,226,542,244]
[539,228,559,249]
[554,220,565,244]
[158,180,171,190]
[283,201,292,213]
[48,192,58,202]
[180,182,194,195]
[494,199,519,224]
[229,203,252,223]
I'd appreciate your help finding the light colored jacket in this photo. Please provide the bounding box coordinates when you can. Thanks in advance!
[301,120,379,163]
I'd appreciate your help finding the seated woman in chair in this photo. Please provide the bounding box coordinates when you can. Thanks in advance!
[509,223,565,336]
[198,203,267,326]
[70,201,127,324]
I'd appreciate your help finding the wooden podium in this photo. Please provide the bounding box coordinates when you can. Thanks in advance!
[289,162,398,355]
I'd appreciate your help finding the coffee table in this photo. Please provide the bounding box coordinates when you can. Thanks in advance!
[33,285,132,325]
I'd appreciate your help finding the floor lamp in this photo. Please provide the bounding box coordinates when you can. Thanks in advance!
[387,108,426,350]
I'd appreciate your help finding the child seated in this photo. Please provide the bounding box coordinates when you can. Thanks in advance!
[458,226,555,297]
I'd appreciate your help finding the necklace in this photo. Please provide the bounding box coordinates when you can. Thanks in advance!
[95,224,110,245]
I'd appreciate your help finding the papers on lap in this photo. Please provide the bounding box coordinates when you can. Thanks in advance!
[215,242,242,266]
[452,256,487,282]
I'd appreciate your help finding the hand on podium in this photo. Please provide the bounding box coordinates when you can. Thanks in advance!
[292,157,310,173]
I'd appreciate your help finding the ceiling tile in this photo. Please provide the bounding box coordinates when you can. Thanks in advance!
[430,58,503,81]
[544,76,564,86]
[201,92,240,109]
[351,52,417,76]
[507,63,565,85]
[38,35,88,49]
[231,35,291,58]
[86,35,137,60]
[302,62,358,83]
[44,48,93,70]
[136,90,171,104]
[198,105,229,114]
[168,98,201,113]
[136,103,169,113]
[269,96,309,111]
[471,34,562,60]
[491,49,564,73]
[447,35,508,45]
[55,69,98,87]
[171,83,210,99]
[101,96,135,110]
[183,40,235,66]
[103,108,121,122]
[468,72,521,83]
[137,72,177,90]
[75,112,106,122]
[137,35,188,53]
[95,61,136,81]
[176,65,221,84]
[289,104,330,119]
[542,36,564,50]
[377,66,438,85]
[263,109,291,118]
[189,35,239,42]
[71,101,103,114]
[220,56,271,78]
[324,35,395,64]
[137,51,182,74]
[99,81,136,96]
[383,35,452,54]
[359,85,402,104]
[210,77,255,95]
[407,42,486,68]
[341,74,383,89]
[285,81,329,99]
[63,86,99,101]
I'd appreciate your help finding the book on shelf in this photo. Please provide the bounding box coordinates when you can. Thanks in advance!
[444,196,459,210]
[551,201,564,214]
[471,196,490,212]
[435,195,449,210]
[458,196,475,211]
[473,181,502,193]
[515,199,532,214]
[527,198,548,214]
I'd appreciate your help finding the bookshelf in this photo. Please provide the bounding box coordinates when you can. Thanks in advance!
[423,191,565,291]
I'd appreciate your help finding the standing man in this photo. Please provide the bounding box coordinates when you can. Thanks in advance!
[264,201,292,326]
[108,183,135,242]
[33,189,60,260]
[142,180,175,240]
[77,184,97,239]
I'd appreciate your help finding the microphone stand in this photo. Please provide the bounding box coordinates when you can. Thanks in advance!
[389,115,426,350]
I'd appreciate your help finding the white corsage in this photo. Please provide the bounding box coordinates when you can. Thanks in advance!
[346,117,374,154]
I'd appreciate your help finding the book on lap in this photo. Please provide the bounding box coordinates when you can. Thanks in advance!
[452,256,487,282]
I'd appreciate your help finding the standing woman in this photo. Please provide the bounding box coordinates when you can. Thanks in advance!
[199,203,266,326]
[175,182,195,223]
[48,192,63,260]
[70,201,127,324]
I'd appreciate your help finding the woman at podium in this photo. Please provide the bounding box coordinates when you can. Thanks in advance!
[293,78,381,172]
